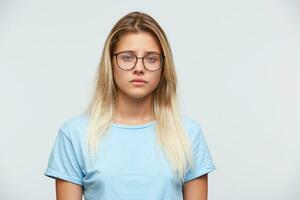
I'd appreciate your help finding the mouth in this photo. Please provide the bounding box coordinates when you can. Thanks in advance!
[130,80,147,86]
[131,80,146,83]
[130,79,147,83]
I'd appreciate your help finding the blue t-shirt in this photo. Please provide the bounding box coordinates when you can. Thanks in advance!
[44,114,216,200]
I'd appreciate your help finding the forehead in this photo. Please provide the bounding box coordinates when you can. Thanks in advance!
[115,31,162,53]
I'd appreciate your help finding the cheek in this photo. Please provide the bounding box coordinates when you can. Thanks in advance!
[113,67,125,87]
[149,73,162,89]
[112,64,121,86]
[112,59,123,81]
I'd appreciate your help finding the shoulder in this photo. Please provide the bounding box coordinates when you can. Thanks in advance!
[58,113,89,140]
[181,114,204,141]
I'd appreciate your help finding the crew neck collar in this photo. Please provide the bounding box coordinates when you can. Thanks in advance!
[111,120,156,129]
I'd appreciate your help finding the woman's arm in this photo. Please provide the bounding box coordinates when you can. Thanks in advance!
[183,173,208,200]
[55,179,83,200]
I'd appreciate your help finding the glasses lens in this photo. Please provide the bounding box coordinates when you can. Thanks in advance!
[117,53,136,70]
[116,52,163,71]
[144,54,162,71]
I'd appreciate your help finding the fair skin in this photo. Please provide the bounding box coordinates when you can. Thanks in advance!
[55,31,208,200]
[183,174,208,200]
[55,179,82,200]
[112,31,162,124]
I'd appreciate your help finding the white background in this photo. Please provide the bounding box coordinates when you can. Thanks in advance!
[0,0,299,199]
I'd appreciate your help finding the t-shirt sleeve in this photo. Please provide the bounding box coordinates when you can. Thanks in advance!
[184,125,216,183]
[44,128,84,186]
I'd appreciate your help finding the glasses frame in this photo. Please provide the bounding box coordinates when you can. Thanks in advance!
[113,51,165,71]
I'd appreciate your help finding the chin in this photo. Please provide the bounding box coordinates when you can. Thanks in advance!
[125,90,152,99]
[117,87,153,99]
[130,93,151,99]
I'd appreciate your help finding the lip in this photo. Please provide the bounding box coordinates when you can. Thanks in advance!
[130,78,147,83]
[131,81,146,86]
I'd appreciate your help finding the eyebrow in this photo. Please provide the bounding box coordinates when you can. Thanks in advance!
[116,50,161,55]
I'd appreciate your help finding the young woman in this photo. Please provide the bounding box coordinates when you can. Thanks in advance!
[44,11,216,200]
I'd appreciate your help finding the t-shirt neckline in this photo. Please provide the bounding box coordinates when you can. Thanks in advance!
[111,120,156,129]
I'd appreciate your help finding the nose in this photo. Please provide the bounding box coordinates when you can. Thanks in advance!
[133,57,145,72]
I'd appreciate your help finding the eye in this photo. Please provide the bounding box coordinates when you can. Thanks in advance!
[120,54,134,62]
[146,55,160,63]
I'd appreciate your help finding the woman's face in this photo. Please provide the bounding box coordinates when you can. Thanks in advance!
[112,31,163,100]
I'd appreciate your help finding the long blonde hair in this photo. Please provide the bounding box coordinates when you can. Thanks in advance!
[83,11,193,184]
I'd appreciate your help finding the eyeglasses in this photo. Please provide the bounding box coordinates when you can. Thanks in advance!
[113,51,165,71]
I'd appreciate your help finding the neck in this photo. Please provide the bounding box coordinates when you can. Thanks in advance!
[113,90,154,124]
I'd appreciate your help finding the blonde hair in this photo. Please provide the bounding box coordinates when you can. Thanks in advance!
[83,11,193,184]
